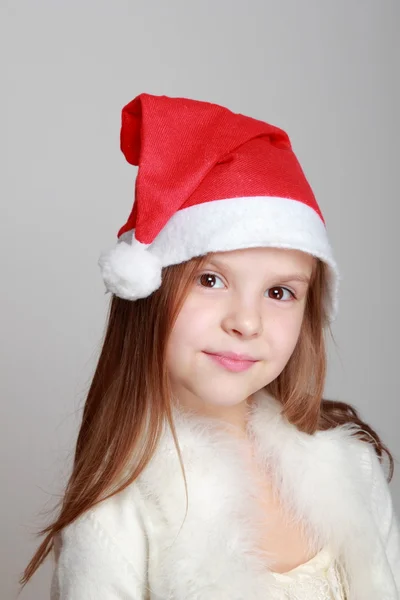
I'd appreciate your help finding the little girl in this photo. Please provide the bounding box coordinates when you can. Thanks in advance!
[21,93,399,599]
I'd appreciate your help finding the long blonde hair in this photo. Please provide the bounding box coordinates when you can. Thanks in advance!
[19,254,393,589]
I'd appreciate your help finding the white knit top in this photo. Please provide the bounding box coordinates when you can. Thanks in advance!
[269,546,349,599]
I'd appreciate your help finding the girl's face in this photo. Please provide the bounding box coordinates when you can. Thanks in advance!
[166,247,314,422]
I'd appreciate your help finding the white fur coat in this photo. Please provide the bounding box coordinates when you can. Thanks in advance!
[51,390,400,599]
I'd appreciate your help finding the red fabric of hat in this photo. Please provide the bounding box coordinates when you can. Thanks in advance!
[118,94,323,244]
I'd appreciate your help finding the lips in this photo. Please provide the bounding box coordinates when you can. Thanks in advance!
[205,350,259,361]
[203,351,259,373]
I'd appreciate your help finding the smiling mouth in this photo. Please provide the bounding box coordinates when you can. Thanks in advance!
[203,351,259,373]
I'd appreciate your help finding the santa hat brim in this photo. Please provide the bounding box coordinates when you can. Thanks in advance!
[99,196,339,321]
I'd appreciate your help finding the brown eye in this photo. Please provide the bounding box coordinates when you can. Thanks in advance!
[265,287,294,301]
[198,273,224,288]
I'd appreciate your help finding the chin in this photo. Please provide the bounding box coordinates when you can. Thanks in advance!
[200,394,250,409]
[188,379,263,409]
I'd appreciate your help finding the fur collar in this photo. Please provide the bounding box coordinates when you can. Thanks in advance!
[137,389,380,599]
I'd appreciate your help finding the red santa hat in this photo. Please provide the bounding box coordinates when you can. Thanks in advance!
[98,93,339,321]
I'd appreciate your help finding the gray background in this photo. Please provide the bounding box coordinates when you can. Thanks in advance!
[2,1,399,598]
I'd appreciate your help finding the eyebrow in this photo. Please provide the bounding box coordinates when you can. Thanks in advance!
[206,259,311,285]
[272,274,311,285]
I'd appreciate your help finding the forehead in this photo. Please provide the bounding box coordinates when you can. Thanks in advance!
[206,247,315,278]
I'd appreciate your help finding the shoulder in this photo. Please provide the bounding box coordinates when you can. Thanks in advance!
[310,422,394,515]
[334,428,391,490]
[51,483,149,599]
[57,481,148,558]
[344,432,392,493]
[338,432,398,533]
[357,441,397,527]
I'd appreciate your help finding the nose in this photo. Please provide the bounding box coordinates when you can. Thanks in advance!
[221,299,263,339]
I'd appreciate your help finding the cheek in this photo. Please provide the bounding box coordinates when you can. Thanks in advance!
[166,304,214,388]
[171,298,217,342]
[266,311,304,356]
[167,300,215,361]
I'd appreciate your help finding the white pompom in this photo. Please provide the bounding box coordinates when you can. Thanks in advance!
[98,241,162,300]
